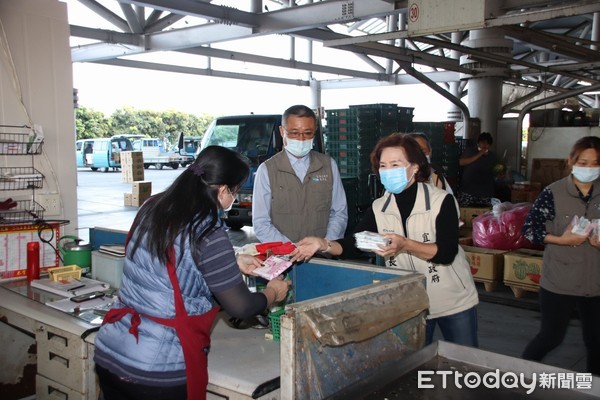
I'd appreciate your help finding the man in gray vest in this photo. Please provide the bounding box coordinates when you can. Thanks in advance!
[252,105,348,243]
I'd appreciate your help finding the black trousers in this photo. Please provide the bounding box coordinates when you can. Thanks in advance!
[96,365,187,400]
[522,287,600,375]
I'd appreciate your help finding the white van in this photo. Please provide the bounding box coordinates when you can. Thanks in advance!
[115,135,184,169]
[76,136,133,171]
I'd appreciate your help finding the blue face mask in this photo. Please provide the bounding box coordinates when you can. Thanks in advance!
[572,165,600,183]
[285,138,313,157]
[379,166,414,194]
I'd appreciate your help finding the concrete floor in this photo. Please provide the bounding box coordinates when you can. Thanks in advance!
[76,168,588,374]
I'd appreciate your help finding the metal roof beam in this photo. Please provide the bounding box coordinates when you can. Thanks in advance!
[77,0,130,32]
[178,46,389,81]
[501,25,600,62]
[297,28,468,74]
[90,58,310,86]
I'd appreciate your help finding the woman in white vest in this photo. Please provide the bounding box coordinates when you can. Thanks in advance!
[293,133,479,347]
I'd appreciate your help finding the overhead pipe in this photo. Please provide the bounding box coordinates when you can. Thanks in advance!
[398,61,471,138]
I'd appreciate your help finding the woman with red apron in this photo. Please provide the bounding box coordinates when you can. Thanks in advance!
[94,146,291,400]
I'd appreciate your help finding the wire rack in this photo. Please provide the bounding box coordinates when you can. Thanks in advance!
[0,167,44,190]
[0,199,45,225]
[0,124,43,155]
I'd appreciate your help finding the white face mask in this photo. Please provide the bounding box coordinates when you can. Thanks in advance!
[285,138,313,157]
[572,165,600,183]
[220,188,235,212]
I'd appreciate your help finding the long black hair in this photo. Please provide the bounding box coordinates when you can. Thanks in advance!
[129,145,250,264]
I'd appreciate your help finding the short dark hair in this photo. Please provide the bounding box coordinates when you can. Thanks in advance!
[408,132,431,151]
[477,132,493,145]
[569,136,600,164]
[370,133,431,182]
[282,105,317,127]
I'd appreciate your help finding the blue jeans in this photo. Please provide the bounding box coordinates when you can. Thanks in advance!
[426,306,479,347]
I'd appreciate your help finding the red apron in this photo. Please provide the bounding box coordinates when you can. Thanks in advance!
[103,246,220,400]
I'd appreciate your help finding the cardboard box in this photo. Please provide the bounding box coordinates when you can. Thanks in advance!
[132,192,151,207]
[121,151,145,182]
[120,151,143,164]
[530,158,569,189]
[462,245,505,289]
[122,166,145,183]
[503,248,544,291]
[459,206,491,228]
[510,182,542,203]
[132,181,152,196]
[458,227,472,246]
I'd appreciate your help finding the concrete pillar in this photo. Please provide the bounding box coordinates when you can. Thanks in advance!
[460,28,512,141]
[310,79,321,110]
[592,12,599,51]
[447,31,464,122]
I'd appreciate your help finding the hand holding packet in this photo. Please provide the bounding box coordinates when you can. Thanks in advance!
[354,231,392,252]
[253,255,293,280]
[571,215,594,236]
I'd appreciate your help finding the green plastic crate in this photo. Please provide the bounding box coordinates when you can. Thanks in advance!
[269,308,286,342]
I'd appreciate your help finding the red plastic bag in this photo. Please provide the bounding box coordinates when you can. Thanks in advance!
[255,241,296,256]
[472,202,534,250]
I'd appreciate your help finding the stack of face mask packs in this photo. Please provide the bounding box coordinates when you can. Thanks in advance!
[570,215,595,236]
[354,231,391,252]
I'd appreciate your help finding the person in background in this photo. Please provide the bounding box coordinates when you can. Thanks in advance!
[292,133,479,347]
[252,104,348,243]
[409,132,453,194]
[94,146,291,400]
[521,135,600,376]
[458,132,499,206]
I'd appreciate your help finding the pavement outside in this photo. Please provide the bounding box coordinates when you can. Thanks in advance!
[76,168,587,374]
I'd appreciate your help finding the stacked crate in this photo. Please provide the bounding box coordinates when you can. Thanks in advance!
[326,104,414,233]
[341,177,360,235]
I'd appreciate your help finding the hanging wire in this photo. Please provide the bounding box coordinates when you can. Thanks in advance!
[0,15,34,126]
[36,219,70,265]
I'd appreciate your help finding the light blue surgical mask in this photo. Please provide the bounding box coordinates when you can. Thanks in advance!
[379,166,415,194]
[572,165,600,183]
[285,138,313,157]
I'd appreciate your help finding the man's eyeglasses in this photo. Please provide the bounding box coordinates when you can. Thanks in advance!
[282,128,315,139]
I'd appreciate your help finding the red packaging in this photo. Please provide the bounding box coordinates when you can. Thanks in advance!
[26,242,40,281]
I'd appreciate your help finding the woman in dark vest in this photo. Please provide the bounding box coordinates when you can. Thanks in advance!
[521,136,600,375]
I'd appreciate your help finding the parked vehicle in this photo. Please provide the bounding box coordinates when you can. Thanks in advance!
[175,133,202,167]
[76,136,133,171]
[115,135,186,169]
[198,114,324,230]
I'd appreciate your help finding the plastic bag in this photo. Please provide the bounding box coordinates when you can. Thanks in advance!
[472,200,534,250]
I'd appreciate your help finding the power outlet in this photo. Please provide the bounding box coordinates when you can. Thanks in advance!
[38,194,61,216]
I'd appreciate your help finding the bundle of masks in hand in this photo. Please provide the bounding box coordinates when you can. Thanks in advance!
[354,231,391,252]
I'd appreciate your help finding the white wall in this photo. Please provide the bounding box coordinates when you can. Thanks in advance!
[526,126,600,179]
[0,0,78,235]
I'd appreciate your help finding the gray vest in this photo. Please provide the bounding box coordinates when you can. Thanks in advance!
[265,151,333,242]
[542,176,600,296]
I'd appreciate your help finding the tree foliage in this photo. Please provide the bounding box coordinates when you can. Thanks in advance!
[75,106,214,146]
[75,107,111,139]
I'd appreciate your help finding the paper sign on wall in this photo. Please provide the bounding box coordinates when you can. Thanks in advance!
[0,224,60,280]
